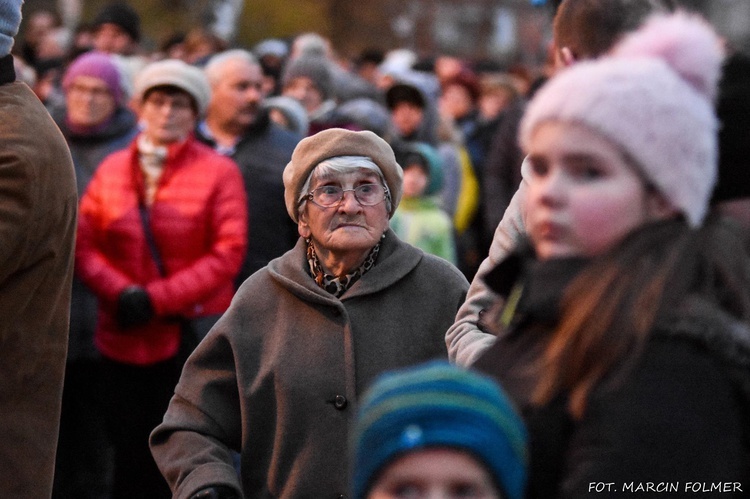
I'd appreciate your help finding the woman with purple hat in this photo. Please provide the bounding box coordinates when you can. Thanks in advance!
[52,49,139,499]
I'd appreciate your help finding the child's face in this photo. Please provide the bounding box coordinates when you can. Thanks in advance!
[368,448,500,499]
[526,121,670,260]
[402,165,429,199]
[391,102,424,137]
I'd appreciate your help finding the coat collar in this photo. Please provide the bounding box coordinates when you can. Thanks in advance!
[267,229,423,306]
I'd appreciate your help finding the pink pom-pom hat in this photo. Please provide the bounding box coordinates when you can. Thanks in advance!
[520,11,725,227]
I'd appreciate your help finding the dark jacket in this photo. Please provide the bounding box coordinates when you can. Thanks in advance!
[196,111,301,286]
[473,250,750,498]
[150,230,469,498]
[53,105,139,361]
[54,106,139,197]
[480,96,525,244]
[0,55,78,498]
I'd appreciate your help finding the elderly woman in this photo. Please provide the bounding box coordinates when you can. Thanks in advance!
[150,128,469,498]
[75,59,247,499]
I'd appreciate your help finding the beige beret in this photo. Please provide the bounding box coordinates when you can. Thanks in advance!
[134,59,211,115]
[283,128,403,222]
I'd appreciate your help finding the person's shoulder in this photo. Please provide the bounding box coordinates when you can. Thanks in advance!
[652,297,750,373]
[98,142,134,168]
[267,120,303,147]
[189,138,240,168]
[415,250,469,287]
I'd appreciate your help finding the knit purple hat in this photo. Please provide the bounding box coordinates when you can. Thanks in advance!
[520,11,724,227]
[62,51,124,107]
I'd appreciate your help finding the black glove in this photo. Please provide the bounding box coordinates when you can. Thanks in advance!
[115,286,154,329]
[190,485,241,499]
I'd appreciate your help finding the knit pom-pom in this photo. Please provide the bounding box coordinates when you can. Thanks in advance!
[612,11,724,101]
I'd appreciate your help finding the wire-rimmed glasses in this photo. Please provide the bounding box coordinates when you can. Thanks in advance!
[304,183,389,208]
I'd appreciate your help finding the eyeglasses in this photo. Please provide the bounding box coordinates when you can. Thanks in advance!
[68,83,112,99]
[304,183,388,208]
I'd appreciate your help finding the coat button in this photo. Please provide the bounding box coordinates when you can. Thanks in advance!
[334,395,347,410]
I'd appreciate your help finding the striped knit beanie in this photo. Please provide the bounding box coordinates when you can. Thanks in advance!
[0,0,23,57]
[351,361,527,499]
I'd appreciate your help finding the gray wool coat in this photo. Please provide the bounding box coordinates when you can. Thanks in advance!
[150,230,469,498]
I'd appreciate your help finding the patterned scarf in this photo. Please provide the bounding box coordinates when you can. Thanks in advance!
[307,239,381,298]
[137,135,168,207]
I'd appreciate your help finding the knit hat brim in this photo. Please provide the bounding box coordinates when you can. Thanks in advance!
[350,361,527,499]
[134,59,211,115]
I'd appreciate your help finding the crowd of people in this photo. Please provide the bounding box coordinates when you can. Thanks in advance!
[2,0,750,498]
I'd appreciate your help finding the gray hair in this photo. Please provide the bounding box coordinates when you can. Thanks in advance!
[204,49,259,86]
[297,155,391,214]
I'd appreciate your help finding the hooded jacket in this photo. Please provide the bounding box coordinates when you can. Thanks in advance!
[150,230,469,498]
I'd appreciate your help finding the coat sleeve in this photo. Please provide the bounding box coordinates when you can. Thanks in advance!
[560,339,749,495]
[0,146,31,274]
[446,169,528,367]
[150,312,244,499]
[75,164,134,304]
[146,161,248,316]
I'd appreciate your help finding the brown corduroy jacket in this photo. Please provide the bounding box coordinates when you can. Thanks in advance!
[0,57,77,498]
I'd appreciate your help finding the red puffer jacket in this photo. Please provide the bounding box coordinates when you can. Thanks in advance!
[76,134,248,365]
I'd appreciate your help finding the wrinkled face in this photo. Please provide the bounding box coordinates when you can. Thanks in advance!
[369,448,500,499]
[526,121,669,260]
[65,75,116,127]
[298,168,390,264]
[139,88,197,146]
[207,59,264,130]
[391,102,424,138]
[283,76,323,114]
[93,23,135,55]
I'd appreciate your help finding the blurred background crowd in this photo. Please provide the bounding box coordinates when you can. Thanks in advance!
[9,1,750,498]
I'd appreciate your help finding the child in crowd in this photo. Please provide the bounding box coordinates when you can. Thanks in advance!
[351,361,527,499]
[390,143,457,264]
[473,12,750,496]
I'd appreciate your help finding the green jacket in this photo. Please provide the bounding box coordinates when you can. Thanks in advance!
[150,230,469,498]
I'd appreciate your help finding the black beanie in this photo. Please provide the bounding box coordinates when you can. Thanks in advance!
[94,3,141,42]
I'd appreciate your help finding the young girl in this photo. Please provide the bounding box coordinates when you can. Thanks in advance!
[473,12,750,497]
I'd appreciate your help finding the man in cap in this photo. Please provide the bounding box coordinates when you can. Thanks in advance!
[0,0,78,497]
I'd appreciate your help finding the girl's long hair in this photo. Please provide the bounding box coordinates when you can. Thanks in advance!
[531,216,750,419]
